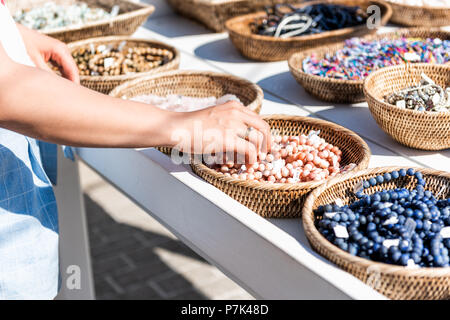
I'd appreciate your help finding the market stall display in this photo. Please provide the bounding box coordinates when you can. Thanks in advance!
[385,0,450,27]
[165,0,301,32]
[67,36,180,94]
[225,0,392,61]
[303,166,450,300]
[288,28,450,103]
[15,0,449,299]
[191,115,371,218]
[364,63,450,150]
[7,0,154,42]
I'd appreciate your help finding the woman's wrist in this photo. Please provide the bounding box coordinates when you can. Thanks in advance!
[147,109,189,149]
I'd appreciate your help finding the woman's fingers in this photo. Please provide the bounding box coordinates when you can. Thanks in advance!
[33,55,53,73]
[224,102,271,152]
[51,42,80,84]
[238,126,264,153]
[239,111,271,153]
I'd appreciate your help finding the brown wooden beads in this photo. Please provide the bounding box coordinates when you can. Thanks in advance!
[72,42,174,76]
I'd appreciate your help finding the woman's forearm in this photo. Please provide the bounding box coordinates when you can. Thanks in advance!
[0,61,178,148]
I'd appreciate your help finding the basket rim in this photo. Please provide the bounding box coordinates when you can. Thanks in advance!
[363,63,450,118]
[108,69,264,107]
[302,166,450,276]
[191,114,371,192]
[225,0,392,43]
[68,36,180,82]
[190,0,244,5]
[385,0,450,11]
[287,27,450,86]
[14,0,155,36]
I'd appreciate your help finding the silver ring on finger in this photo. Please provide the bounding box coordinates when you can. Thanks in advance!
[244,126,255,140]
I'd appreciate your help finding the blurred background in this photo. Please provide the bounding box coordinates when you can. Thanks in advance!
[81,161,253,300]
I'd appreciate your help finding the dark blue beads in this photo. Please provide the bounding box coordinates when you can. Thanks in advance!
[315,168,450,268]
[253,4,368,38]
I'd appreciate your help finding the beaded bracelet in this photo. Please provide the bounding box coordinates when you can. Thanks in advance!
[73,43,173,76]
[315,168,450,268]
[385,73,450,112]
[251,4,367,38]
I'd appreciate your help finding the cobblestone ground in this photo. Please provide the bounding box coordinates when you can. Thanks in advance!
[80,163,253,300]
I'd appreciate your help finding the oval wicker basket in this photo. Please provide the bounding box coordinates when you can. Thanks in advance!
[166,0,301,32]
[387,0,450,27]
[302,166,450,300]
[109,70,264,155]
[288,28,450,103]
[191,115,371,218]
[68,36,180,94]
[7,0,154,43]
[364,63,450,151]
[225,0,392,62]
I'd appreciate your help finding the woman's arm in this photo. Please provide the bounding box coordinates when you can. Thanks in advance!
[0,44,270,163]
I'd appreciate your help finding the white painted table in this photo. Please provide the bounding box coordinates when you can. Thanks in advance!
[57,2,450,300]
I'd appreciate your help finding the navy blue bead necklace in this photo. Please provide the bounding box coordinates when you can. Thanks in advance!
[315,168,450,268]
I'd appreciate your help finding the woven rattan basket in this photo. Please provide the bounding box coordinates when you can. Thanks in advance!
[386,0,450,27]
[7,0,154,43]
[302,166,450,300]
[364,63,450,151]
[166,0,301,32]
[109,70,264,155]
[288,28,450,103]
[191,115,371,218]
[226,0,392,62]
[68,36,180,94]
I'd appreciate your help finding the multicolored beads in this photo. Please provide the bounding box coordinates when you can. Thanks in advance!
[315,168,450,268]
[13,2,119,31]
[209,131,356,184]
[303,37,450,80]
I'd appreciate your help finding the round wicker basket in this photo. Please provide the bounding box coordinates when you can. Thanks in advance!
[109,70,264,155]
[387,0,450,27]
[166,0,301,32]
[288,28,450,103]
[68,36,180,94]
[364,63,450,151]
[302,166,450,300]
[191,115,371,218]
[7,0,154,43]
[226,0,392,62]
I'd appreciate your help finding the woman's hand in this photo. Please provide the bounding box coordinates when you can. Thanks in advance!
[169,101,271,164]
[17,24,80,84]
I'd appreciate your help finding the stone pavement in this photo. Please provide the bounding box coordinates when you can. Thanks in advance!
[80,162,253,300]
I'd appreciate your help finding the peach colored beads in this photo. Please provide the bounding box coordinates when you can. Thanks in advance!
[211,132,356,184]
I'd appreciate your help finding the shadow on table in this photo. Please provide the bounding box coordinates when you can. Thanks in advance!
[194,38,251,63]
[312,107,450,158]
[257,72,334,108]
[143,15,213,38]
[84,195,208,300]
